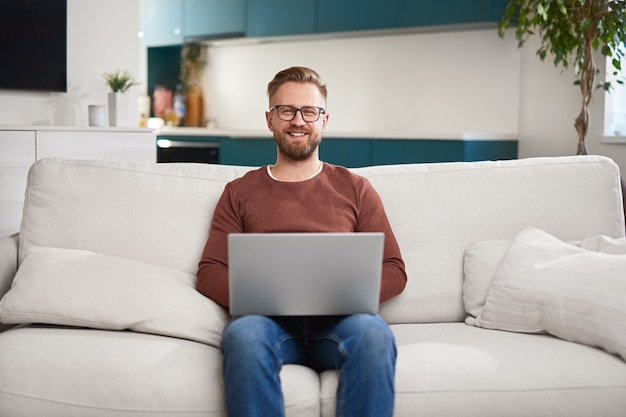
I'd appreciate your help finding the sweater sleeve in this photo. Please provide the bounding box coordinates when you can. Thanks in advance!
[357,179,408,304]
[196,183,241,307]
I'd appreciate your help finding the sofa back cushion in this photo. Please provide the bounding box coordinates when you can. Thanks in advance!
[19,156,625,324]
[19,159,253,274]
[353,156,625,323]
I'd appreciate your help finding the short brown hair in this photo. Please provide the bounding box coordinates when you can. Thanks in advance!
[267,66,328,103]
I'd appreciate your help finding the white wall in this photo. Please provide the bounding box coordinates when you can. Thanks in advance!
[203,27,625,175]
[0,0,141,127]
[518,35,626,174]
[204,28,521,136]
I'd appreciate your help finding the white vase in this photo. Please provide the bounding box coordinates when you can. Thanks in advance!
[108,92,130,127]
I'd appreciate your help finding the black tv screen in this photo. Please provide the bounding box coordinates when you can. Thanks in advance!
[0,0,67,92]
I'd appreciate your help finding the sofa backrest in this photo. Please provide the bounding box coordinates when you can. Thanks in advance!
[353,155,625,323]
[19,156,625,324]
[19,159,253,274]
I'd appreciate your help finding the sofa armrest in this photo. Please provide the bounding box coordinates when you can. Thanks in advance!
[0,233,18,332]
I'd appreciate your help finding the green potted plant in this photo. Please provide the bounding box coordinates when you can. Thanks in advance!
[104,69,139,93]
[498,0,625,155]
[103,69,140,127]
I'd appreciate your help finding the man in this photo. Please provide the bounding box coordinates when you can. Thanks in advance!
[197,66,407,417]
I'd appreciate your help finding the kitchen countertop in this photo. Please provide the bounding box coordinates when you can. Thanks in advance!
[0,125,153,134]
[155,126,518,141]
[0,125,519,141]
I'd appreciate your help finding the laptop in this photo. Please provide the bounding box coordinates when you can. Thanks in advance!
[228,232,384,316]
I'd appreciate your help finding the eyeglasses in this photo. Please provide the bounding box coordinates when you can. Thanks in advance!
[269,105,326,122]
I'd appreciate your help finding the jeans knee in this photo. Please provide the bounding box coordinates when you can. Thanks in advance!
[342,314,396,359]
[221,315,274,353]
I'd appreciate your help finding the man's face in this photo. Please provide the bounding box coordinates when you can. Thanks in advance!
[265,81,329,161]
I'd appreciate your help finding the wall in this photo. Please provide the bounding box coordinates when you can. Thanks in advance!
[0,0,141,127]
[518,35,626,174]
[204,28,521,136]
[203,27,625,175]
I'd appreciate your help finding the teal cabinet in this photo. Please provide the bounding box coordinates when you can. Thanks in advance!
[143,0,183,46]
[317,0,509,34]
[220,139,276,166]
[371,139,518,165]
[156,135,518,167]
[318,0,396,33]
[247,0,316,37]
[183,0,246,39]
[395,0,504,28]
[319,139,371,168]
[463,140,518,162]
[372,140,465,165]
[144,0,512,44]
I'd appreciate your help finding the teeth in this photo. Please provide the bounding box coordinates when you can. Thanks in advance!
[291,133,306,137]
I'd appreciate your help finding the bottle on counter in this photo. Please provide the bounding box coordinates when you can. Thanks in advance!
[173,84,186,126]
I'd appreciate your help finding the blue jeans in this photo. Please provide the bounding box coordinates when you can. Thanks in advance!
[220,314,396,417]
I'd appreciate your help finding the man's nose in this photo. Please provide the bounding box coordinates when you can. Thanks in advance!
[290,110,307,125]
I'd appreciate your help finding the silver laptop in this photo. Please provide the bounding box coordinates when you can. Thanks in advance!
[228,232,384,316]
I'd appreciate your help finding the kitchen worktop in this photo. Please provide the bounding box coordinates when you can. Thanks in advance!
[0,125,153,134]
[155,126,518,141]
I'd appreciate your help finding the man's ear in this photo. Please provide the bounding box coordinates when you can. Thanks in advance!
[265,111,273,131]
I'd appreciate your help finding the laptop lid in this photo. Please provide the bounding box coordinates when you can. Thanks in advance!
[228,232,384,316]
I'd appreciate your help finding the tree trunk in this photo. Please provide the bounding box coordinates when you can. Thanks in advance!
[574,37,596,156]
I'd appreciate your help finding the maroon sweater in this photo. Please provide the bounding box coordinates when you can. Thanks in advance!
[197,163,407,307]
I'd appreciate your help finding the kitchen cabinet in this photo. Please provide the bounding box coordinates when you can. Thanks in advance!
[370,138,519,165]
[155,132,518,168]
[318,0,395,33]
[247,0,316,37]
[184,0,245,39]
[36,130,156,163]
[143,0,183,46]
[0,131,35,237]
[220,138,276,166]
[0,127,156,237]
[318,0,508,34]
[395,0,506,28]
[319,139,371,168]
[143,0,510,44]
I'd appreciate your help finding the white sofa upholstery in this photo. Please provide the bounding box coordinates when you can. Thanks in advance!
[0,155,625,417]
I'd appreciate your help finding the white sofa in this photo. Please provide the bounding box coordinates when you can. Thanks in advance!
[1,155,625,417]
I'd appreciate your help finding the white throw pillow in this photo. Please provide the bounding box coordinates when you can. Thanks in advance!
[463,240,511,320]
[463,233,626,321]
[473,227,626,361]
[0,247,229,347]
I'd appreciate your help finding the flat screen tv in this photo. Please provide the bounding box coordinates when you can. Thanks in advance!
[0,0,67,92]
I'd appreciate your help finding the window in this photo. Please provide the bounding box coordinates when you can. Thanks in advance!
[604,53,626,138]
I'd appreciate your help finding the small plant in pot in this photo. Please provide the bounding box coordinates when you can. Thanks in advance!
[103,69,139,93]
[103,69,140,127]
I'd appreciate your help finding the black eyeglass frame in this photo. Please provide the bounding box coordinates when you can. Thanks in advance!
[269,105,326,122]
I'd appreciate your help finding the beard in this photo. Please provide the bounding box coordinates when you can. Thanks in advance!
[273,130,321,161]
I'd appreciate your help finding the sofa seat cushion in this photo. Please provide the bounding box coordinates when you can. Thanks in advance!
[0,247,229,347]
[0,325,321,417]
[320,323,626,417]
